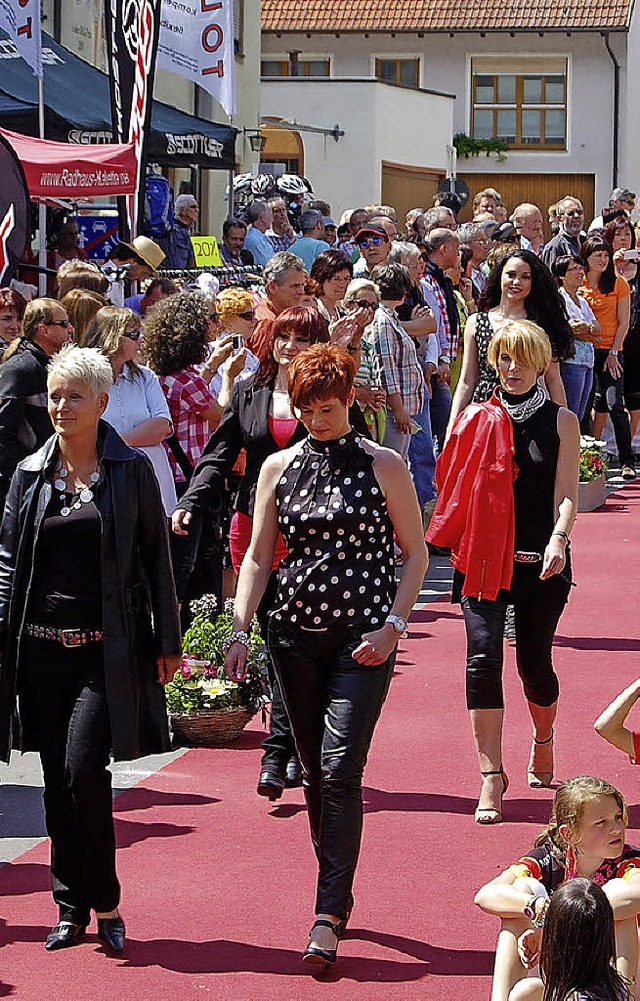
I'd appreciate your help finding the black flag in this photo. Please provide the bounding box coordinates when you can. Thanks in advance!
[0,133,30,285]
[104,0,161,240]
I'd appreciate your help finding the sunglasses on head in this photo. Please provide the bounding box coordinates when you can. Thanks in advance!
[359,236,385,248]
[123,329,142,341]
[237,310,255,320]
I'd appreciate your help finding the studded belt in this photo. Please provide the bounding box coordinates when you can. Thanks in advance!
[24,624,103,647]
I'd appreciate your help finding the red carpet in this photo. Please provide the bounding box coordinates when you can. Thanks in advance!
[1,484,639,1000]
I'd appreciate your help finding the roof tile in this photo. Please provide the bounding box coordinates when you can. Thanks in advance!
[262,0,631,33]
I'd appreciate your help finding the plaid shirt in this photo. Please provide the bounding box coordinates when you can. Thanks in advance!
[160,369,216,483]
[421,261,460,361]
[266,230,295,254]
[371,304,424,415]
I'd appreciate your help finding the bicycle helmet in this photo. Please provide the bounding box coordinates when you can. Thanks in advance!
[277,174,312,196]
[250,173,277,197]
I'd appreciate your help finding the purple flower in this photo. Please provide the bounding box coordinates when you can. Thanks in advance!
[182,664,192,679]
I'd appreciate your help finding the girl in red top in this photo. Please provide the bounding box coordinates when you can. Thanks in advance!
[475,776,640,1001]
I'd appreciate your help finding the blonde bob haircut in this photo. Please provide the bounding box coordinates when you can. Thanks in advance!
[343,278,380,307]
[216,287,254,326]
[48,343,113,399]
[487,318,552,376]
[82,305,141,369]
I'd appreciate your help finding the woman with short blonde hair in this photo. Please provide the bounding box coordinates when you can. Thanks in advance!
[428,319,580,822]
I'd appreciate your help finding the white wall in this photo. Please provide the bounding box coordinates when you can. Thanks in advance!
[261,79,453,218]
[262,30,617,212]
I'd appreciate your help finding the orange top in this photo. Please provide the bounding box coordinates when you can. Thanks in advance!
[580,275,630,351]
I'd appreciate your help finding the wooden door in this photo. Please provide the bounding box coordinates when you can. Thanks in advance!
[381,161,445,228]
[457,172,595,238]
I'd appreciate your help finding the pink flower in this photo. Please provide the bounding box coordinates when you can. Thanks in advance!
[182,664,192,679]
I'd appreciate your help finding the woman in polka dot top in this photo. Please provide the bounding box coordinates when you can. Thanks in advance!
[224,344,428,968]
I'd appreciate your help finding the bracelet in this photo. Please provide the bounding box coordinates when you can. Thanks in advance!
[524,892,550,928]
[222,630,250,657]
[552,530,570,543]
[346,343,359,354]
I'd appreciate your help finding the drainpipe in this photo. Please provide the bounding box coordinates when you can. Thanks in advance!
[602,32,620,188]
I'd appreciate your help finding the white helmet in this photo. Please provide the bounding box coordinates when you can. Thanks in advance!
[250,173,277,197]
[277,174,312,196]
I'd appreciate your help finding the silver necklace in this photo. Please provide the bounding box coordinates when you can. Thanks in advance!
[499,385,546,423]
[53,461,101,517]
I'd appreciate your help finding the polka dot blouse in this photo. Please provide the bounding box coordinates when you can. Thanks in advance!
[271,431,397,631]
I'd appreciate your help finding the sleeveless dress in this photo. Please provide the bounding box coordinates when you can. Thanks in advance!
[270,430,396,632]
[472,312,500,403]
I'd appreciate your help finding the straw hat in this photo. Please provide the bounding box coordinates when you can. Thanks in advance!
[116,235,166,273]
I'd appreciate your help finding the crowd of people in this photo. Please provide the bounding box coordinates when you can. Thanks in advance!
[0,180,639,994]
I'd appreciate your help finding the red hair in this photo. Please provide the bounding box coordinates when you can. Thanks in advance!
[0,287,27,318]
[251,305,329,384]
[288,343,356,409]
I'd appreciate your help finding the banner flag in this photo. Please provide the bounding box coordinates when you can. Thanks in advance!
[0,0,42,78]
[158,0,235,118]
[104,0,162,239]
[0,131,30,284]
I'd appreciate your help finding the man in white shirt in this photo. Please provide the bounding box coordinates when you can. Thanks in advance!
[512,202,545,255]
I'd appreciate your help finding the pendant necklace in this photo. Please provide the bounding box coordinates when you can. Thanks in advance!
[53,461,101,517]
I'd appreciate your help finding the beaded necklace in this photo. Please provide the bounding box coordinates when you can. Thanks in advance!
[53,461,101,518]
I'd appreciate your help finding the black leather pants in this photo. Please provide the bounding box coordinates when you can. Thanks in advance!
[23,640,120,925]
[256,573,297,772]
[268,618,394,919]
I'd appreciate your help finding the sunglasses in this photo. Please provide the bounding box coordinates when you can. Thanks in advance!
[209,312,218,322]
[359,237,385,248]
[47,318,71,328]
[123,329,143,341]
[237,310,255,320]
[350,299,376,310]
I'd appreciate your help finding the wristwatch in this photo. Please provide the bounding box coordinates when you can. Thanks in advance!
[524,894,549,928]
[610,349,619,356]
[386,615,408,637]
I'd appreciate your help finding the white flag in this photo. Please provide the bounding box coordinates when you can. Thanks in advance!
[0,0,42,77]
[158,0,236,118]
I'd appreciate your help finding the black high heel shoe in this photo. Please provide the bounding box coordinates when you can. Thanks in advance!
[45,921,86,951]
[302,919,341,967]
[97,915,126,953]
[475,768,509,824]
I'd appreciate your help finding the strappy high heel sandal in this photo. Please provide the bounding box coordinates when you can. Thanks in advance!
[302,919,342,967]
[475,768,509,825]
[528,731,554,788]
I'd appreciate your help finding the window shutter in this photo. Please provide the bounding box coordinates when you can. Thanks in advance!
[233,0,244,54]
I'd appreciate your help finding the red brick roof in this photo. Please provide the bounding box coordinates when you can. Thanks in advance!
[262,0,632,33]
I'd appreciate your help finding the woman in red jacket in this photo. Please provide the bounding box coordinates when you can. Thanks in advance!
[428,319,579,824]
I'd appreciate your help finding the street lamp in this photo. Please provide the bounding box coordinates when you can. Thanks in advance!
[244,129,267,153]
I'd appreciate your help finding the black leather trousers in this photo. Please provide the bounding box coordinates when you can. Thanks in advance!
[268,618,394,918]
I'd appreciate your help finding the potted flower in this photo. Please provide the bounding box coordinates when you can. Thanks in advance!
[578,436,608,512]
[166,595,269,746]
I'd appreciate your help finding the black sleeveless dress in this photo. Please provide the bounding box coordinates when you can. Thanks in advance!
[270,431,397,632]
[454,388,572,605]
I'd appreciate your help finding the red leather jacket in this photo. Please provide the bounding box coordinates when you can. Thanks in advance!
[427,391,517,600]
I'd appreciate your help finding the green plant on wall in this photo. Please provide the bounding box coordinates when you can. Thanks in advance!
[453,132,508,163]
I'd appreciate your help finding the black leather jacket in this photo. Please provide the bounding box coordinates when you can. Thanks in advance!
[0,421,181,762]
[0,340,54,507]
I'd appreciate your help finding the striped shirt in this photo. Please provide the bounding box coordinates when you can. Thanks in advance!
[371,304,424,415]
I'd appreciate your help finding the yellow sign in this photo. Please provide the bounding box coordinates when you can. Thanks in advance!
[191,236,222,267]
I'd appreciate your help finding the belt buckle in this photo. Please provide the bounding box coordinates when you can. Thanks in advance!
[60,629,83,648]
[514,551,543,564]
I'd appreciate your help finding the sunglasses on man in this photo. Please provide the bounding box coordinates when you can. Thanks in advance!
[358,236,386,248]
[46,318,71,328]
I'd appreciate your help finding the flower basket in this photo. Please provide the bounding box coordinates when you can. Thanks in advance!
[165,595,269,748]
[170,706,257,746]
[578,437,608,513]
[578,474,606,513]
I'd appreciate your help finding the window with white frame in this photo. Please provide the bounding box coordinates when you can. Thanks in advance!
[375,58,420,88]
[471,57,568,150]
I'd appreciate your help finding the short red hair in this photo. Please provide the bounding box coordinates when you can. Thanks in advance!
[288,343,356,410]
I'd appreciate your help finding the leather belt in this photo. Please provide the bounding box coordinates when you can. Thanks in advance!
[513,551,543,564]
[25,623,103,647]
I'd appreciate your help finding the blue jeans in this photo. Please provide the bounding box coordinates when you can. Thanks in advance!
[429,376,452,455]
[408,394,436,506]
[560,362,593,420]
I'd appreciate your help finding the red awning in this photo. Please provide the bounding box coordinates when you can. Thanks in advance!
[0,128,137,198]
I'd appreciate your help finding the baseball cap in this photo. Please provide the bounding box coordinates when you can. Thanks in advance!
[322,216,336,228]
